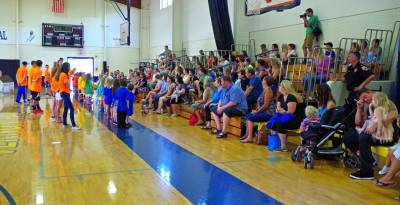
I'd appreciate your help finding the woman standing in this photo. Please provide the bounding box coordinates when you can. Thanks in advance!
[59,62,80,130]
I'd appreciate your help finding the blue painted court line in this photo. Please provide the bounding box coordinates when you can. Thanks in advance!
[98,114,282,205]
[0,185,17,205]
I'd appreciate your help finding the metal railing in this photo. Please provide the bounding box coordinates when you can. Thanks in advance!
[364,29,393,79]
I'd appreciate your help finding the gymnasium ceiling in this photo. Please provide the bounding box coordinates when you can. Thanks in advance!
[112,0,141,9]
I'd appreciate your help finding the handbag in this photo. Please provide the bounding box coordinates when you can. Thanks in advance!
[189,113,198,125]
[255,129,268,145]
[268,134,281,151]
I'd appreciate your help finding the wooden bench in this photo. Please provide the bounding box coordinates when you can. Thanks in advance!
[179,104,242,136]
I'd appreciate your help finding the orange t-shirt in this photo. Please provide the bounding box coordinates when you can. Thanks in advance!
[28,67,33,90]
[30,67,42,92]
[16,66,28,86]
[51,76,59,92]
[59,72,70,94]
[44,69,51,82]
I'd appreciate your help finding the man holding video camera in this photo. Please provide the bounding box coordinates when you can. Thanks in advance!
[301,8,318,58]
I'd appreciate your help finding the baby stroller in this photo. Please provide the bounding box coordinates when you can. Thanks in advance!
[291,106,356,169]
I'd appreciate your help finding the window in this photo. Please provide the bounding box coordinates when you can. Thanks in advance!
[160,0,172,10]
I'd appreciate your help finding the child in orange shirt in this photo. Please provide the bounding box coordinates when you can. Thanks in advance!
[44,64,51,96]
[30,60,43,114]
[16,61,29,104]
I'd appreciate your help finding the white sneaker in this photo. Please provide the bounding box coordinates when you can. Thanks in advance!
[378,165,390,175]
[71,126,81,130]
[171,113,178,117]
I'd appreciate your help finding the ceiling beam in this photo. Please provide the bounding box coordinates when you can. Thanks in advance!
[112,0,141,9]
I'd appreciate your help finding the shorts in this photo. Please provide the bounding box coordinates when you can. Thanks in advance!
[392,144,400,160]
[31,91,40,101]
[211,106,246,118]
[302,33,315,50]
[44,82,50,88]
[55,92,62,101]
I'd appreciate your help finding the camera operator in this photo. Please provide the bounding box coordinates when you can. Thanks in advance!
[301,8,318,58]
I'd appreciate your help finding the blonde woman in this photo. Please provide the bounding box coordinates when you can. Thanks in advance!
[268,80,304,152]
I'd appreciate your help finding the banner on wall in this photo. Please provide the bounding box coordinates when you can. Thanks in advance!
[0,27,13,44]
[20,27,41,45]
[245,0,301,16]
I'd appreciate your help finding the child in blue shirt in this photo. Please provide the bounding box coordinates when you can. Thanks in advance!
[115,79,129,128]
[104,77,113,118]
[97,76,105,112]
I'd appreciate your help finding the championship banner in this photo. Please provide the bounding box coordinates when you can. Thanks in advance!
[245,0,301,16]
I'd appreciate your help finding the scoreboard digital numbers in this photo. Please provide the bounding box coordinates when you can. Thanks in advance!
[42,23,84,48]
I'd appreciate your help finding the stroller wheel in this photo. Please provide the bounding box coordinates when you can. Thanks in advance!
[290,149,297,162]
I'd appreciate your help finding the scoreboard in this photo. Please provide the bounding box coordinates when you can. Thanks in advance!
[42,23,84,48]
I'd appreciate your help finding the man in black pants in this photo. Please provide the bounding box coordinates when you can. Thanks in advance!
[344,92,398,179]
[343,52,375,127]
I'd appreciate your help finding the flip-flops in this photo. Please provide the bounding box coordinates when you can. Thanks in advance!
[374,179,397,187]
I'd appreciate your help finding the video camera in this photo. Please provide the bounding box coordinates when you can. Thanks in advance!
[300,13,307,18]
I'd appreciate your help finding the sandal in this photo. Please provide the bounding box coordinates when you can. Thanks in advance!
[201,126,212,130]
[374,180,397,187]
[395,195,400,200]
[210,129,221,135]
[216,132,227,138]
[240,135,248,141]
[240,138,253,143]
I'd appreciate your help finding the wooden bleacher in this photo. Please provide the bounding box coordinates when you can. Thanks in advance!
[178,104,243,136]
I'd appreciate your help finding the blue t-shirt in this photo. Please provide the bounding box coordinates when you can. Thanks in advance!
[127,92,135,116]
[212,88,223,104]
[115,87,129,112]
[325,50,336,59]
[220,84,248,114]
[248,75,263,99]
[97,84,104,97]
[104,87,113,105]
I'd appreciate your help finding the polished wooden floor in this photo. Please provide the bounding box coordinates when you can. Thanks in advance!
[0,94,398,205]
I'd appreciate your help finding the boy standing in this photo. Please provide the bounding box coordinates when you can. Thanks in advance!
[16,61,29,104]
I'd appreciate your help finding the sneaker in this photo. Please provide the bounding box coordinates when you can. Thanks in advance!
[71,126,81,130]
[349,170,374,180]
[32,110,39,114]
[51,118,57,122]
[171,113,178,117]
[37,109,44,113]
[378,165,390,175]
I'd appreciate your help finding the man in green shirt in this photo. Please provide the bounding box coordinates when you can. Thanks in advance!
[302,8,319,58]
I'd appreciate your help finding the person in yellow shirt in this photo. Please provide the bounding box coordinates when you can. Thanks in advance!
[16,61,29,104]
[30,60,43,114]
[78,73,86,101]
[44,64,51,96]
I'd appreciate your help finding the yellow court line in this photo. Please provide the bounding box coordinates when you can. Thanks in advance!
[0,150,16,154]
[0,139,18,143]
[0,141,18,149]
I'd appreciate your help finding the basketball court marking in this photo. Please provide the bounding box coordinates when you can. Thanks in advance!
[97,113,283,205]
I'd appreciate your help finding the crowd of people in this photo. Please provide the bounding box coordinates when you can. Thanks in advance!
[8,7,398,199]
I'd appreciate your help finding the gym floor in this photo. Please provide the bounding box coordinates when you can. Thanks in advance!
[0,95,398,205]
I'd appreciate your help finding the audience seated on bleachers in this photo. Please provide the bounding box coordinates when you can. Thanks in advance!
[200,78,224,130]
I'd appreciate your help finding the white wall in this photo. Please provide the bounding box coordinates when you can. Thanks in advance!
[235,0,400,50]
[149,0,172,58]
[180,0,216,56]
[0,0,141,73]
